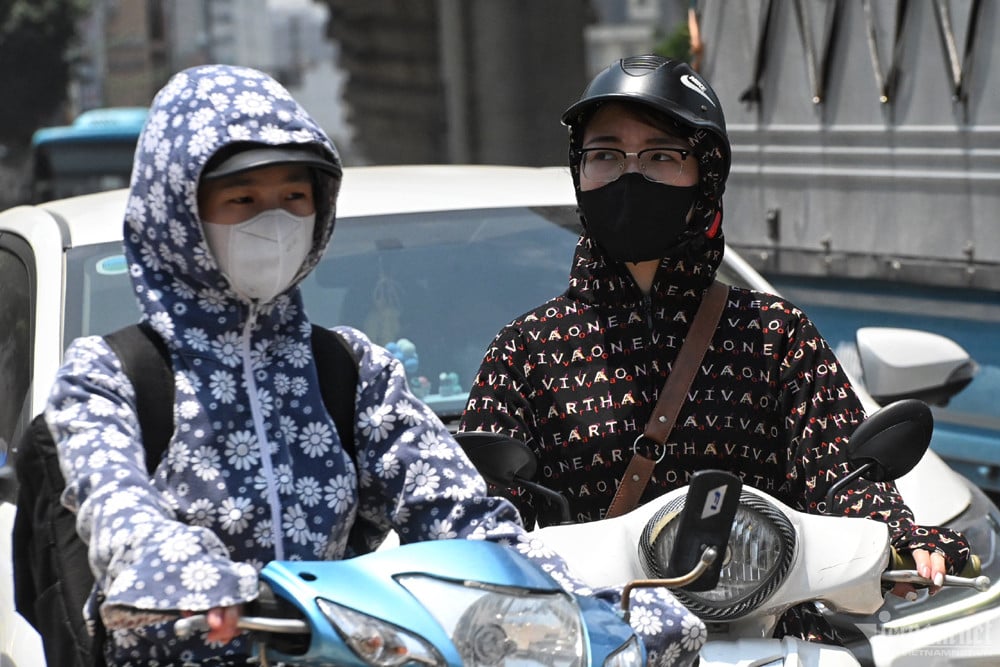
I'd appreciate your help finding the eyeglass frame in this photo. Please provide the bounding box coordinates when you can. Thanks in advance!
[576,146,693,185]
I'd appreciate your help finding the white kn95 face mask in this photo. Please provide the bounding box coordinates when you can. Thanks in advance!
[202,208,316,303]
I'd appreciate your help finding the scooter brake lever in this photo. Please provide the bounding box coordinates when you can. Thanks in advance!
[881,570,991,592]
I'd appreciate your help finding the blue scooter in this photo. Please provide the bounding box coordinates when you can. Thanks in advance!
[175,538,644,666]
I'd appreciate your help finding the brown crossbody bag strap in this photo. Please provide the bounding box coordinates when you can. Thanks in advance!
[605,280,729,518]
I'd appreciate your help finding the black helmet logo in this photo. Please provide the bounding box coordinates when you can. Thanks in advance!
[679,74,716,108]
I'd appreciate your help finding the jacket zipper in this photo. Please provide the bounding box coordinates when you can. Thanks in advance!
[240,307,285,560]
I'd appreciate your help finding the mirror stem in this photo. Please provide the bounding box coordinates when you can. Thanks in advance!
[516,477,572,524]
[620,546,718,622]
[824,461,875,512]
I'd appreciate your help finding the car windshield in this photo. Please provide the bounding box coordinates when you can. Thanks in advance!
[66,206,580,421]
[66,205,753,424]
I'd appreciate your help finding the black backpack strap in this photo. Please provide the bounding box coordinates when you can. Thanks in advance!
[104,322,174,476]
[311,325,360,459]
[104,322,357,468]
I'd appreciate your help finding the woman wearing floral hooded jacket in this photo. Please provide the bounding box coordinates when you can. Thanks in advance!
[43,64,690,665]
[459,55,970,649]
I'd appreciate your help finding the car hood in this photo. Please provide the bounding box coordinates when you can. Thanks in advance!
[896,448,971,524]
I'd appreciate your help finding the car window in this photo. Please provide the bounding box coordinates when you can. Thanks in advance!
[301,206,582,418]
[64,207,583,423]
[63,209,777,427]
[0,236,33,463]
[64,244,140,342]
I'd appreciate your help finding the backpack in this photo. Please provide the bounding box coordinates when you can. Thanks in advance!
[11,321,359,667]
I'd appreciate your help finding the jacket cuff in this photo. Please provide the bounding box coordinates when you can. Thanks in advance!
[891,524,970,574]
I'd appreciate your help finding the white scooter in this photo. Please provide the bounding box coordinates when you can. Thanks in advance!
[458,399,993,666]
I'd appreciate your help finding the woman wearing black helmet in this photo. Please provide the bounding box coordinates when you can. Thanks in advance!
[460,55,969,659]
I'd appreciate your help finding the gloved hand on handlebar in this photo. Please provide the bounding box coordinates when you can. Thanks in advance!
[896,549,947,597]
[891,523,971,597]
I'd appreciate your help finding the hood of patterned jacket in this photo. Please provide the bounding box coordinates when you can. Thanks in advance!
[566,229,724,312]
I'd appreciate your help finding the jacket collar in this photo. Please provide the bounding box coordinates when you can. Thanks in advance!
[566,232,724,311]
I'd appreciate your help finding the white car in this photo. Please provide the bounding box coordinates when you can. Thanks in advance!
[1,165,996,665]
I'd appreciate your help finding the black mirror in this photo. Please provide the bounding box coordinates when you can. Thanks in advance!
[847,399,932,482]
[666,470,742,591]
[825,399,932,508]
[454,431,537,488]
[454,431,572,524]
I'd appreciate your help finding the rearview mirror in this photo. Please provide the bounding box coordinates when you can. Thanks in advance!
[454,430,537,488]
[857,327,978,407]
[825,399,932,508]
[848,399,933,481]
[454,431,572,525]
[664,470,742,591]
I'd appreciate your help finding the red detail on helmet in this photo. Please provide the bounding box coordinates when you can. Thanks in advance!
[705,210,722,238]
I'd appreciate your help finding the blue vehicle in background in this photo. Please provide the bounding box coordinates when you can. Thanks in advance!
[768,275,1000,503]
[29,106,147,202]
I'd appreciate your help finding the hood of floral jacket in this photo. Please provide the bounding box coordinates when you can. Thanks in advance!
[121,63,351,558]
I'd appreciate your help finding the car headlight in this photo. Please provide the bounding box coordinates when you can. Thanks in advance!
[399,575,585,666]
[317,597,443,666]
[638,491,796,620]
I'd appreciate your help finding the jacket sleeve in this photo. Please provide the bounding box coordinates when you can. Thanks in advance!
[47,336,258,629]
[456,325,550,528]
[767,299,970,574]
[341,325,546,546]
[343,327,706,666]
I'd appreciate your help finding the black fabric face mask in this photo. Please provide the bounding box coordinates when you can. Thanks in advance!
[578,172,699,263]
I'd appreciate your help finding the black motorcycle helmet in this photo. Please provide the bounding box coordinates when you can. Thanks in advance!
[562,55,731,241]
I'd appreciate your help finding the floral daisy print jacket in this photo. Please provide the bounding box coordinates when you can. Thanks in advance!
[45,64,707,666]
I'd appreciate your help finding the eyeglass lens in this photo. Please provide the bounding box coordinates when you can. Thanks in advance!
[582,148,687,185]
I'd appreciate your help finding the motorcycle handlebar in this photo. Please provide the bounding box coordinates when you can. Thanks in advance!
[174,614,309,640]
[889,548,981,577]
[884,549,990,592]
[173,581,310,641]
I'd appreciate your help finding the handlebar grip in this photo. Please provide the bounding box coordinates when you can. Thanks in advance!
[175,615,209,640]
[889,548,981,578]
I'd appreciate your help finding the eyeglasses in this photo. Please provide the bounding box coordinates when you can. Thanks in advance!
[579,147,692,185]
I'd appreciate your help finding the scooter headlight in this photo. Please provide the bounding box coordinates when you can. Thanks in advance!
[317,597,442,666]
[639,491,796,620]
[603,636,644,667]
[399,575,585,666]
